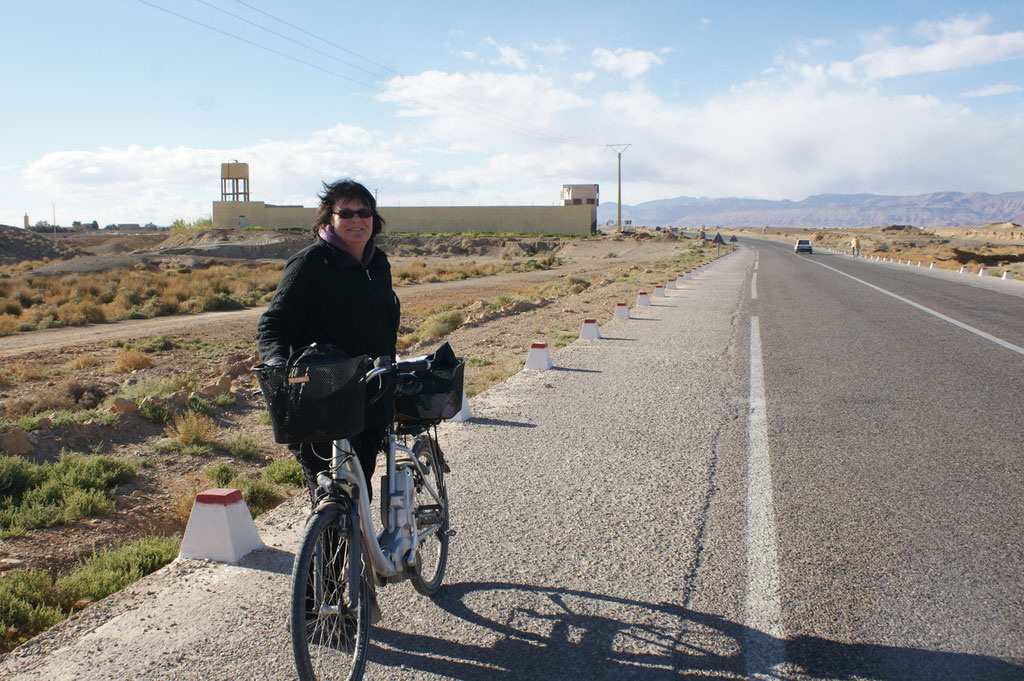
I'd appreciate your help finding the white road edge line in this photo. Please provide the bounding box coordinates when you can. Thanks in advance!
[808,258,1024,357]
[746,315,785,678]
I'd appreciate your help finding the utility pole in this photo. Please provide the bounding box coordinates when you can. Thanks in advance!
[606,144,630,232]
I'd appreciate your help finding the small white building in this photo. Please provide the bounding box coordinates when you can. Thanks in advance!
[561,184,599,231]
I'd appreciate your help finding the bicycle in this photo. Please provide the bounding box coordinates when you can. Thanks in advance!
[256,348,460,681]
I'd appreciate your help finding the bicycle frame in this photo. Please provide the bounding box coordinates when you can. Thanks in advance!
[325,433,446,581]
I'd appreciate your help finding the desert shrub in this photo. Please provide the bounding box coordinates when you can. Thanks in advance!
[0,314,18,337]
[112,349,152,373]
[239,478,282,517]
[214,393,236,408]
[0,455,46,500]
[2,361,47,383]
[0,453,135,538]
[205,462,238,487]
[262,458,304,487]
[186,396,216,417]
[138,400,172,425]
[197,292,246,312]
[51,535,180,610]
[420,310,464,338]
[165,412,217,448]
[134,335,176,354]
[60,378,106,410]
[0,569,65,653]
[124,372,199,401]
[47,409,118,429]
[64,353,99,370]
[222,434,259,461]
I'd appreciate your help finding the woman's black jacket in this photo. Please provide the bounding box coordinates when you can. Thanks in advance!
[256,237,400,368]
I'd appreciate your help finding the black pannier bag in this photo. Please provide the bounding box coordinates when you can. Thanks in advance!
[395,342,465,424]
[254,344,371,444]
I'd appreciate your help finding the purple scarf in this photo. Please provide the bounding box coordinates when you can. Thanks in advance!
[318,225,375,266]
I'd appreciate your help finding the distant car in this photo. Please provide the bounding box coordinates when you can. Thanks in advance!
[794,239,813,254]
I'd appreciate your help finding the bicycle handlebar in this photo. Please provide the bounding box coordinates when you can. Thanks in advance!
[364,355,434,405]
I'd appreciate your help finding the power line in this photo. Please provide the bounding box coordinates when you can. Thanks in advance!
[134,0,583,146]
[133,0,380,90]
[225,0,583,145]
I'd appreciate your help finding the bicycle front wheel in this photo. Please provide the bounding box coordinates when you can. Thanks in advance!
[410,435,450,597]
[290,501,370,681]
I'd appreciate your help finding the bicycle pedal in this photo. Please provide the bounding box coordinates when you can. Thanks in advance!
[446,529,457,537]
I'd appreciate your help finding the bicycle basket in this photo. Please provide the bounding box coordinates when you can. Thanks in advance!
[394,358,465,424]
[254,353,370,444]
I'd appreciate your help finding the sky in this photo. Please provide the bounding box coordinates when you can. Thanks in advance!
[2,0,1023,227]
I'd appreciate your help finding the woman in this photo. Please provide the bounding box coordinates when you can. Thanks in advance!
[257,178,400,505]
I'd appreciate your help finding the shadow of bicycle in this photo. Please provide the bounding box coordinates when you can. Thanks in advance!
[367,581,1023,680]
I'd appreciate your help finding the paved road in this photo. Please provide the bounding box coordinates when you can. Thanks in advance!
[749,238,1024,680]
[4,243,1022,680]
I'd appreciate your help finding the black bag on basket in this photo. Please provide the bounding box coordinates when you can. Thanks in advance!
[254,344,371,444]
[394,342,465,424]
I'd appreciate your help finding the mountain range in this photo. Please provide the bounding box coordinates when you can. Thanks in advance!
[596,191,1024,229]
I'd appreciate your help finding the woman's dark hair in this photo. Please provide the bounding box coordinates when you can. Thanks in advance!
[312,178,385,237]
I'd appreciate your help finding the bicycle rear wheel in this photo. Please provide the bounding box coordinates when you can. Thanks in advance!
[291,501,370,681]
[410,435,450,597]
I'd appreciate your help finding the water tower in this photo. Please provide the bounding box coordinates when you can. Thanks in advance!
[220,162,250,202]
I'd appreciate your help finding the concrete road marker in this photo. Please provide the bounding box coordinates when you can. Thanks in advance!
[524,342,553,370]
[1003,271,1015,280]
[636,292,651,306]
[579,318,601,340]
[179,488,264,563]
[978,267,987,276]
[613,302,630,320]
[653,285,666,297]
[448,393,473,422]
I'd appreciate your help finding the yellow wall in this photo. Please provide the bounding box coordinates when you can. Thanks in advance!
[213,202,314,229]
[213,201,593,235]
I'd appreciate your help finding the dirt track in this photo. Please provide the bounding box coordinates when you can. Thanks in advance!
[0,238,673,360]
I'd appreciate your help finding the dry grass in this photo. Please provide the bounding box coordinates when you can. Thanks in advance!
[165,412,218,447]
[0,263,284,334]
[112,349,152,373]
[64,354,99,370]
[391,256,559,285]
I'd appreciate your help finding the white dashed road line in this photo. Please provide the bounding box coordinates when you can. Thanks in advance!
[745,315,785,678]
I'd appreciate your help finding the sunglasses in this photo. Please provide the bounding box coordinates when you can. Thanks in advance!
[332,208,373,219]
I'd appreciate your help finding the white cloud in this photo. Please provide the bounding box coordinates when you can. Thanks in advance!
[378,70,590,148]
[18,125,419,224]
[829,16,1024,82]
[914,14,992,41]
[591,47,666,79]
[529,40,569,57]
[960,82,1023,97]
[572,71,596,86]
[493,46,528,70]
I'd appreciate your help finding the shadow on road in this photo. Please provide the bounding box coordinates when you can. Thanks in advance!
[460,417,536,429]
[367,581,1023,680]
[238,546,294,576]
